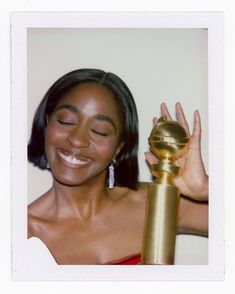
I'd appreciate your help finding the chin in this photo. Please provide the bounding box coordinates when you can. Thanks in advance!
[52,172,84,187]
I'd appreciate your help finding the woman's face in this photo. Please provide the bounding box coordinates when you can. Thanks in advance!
[45,82,124,187]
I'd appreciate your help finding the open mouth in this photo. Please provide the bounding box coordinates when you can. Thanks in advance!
[57,149,92,168]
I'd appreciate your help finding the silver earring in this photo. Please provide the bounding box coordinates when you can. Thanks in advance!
[46,162,50,169]
[108,160,115,189]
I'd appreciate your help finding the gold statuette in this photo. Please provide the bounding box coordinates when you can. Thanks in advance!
[141,116,189,264]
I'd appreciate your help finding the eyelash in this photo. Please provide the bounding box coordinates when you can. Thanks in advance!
[91,129,108,137]
[57,120,75,126]
[57,120,108,137]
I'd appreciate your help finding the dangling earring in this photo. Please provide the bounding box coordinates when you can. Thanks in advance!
[108,160,115,189]
[46,161,50,169]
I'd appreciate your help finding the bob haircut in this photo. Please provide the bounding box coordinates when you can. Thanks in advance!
[28,68,139,190]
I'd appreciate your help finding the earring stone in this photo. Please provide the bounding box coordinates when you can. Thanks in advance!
[108,161,115,189]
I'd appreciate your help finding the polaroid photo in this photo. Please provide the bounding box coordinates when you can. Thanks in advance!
[11,11,224,280]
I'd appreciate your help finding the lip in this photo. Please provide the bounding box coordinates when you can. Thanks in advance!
[56,148,92,168]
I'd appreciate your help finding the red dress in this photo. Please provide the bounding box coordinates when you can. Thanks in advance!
[107,255,141,265]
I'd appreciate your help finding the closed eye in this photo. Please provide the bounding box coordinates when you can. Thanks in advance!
[57,119,76,126]
[91,129,108,137]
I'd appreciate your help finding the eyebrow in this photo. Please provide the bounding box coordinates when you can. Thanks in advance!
[55,104,78,113]
[54,104,117,131]
[95,114,117,132]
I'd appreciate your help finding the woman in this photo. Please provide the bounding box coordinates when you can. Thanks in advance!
[28,68,208,265]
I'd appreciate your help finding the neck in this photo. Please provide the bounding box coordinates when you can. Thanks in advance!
[51,179,109,221]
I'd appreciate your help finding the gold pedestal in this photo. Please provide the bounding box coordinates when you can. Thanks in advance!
[141,116,189,265]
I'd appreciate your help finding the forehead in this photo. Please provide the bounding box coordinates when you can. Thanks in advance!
[57,82,117,108]
[54,83,123,127]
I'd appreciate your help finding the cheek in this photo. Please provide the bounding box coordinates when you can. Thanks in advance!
[45,123,68,141]
[93,138,120,162]
[44,125,66,155]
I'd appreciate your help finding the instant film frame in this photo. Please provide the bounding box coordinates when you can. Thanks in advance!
[11,12,224,280]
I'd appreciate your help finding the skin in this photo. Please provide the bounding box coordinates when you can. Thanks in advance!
[28,83,208,265]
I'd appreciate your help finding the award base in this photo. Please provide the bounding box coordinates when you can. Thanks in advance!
[141,180,180,265]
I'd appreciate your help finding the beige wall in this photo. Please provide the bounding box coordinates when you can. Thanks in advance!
[28,28,208,204]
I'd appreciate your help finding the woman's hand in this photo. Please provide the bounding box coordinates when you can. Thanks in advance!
[145,102,208,201]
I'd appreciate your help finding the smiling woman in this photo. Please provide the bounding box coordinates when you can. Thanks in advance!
[28,69,139,190]
[44,82,124,187]
[27,68,208,265]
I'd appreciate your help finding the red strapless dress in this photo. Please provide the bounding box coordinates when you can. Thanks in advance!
[107,255,141,265]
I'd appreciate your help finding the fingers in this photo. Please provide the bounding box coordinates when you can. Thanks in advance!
[153,117,158,127]
[160,103,172,120]
[175,102,190,135]
[190,110,201,149]
[154,103,199,140]
[159,103,190,135]
[144,152,159,165]
[193,109,201,139]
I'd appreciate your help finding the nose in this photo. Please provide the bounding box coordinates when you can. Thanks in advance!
[67,126,90,148]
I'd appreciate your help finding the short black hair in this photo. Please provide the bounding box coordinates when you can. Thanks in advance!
[28,68,139,190]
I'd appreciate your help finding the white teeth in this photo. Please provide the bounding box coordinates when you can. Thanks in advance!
[58,150,89,166]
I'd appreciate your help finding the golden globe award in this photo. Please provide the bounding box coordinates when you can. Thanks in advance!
[141,116,189,265]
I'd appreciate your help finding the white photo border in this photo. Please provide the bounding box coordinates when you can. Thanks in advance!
[11,11,224,281]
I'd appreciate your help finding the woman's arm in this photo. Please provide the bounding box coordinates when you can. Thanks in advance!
[178,196,208,236]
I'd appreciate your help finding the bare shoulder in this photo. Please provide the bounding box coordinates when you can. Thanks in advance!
[110,182,149,207]
[109,183,150,234]
[28,190,52,216]
[128,182,149,199]
[28,190,53,238]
